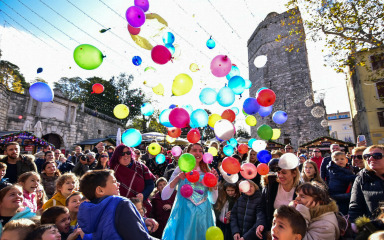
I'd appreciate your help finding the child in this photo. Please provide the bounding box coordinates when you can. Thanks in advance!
[18,171,41,213]
[27,224,62,240]
[43,173,78,210]
[270,205,307,240]
[0,162,11,190]
[1,218,36,240]
[131,198,146,217]
[231,180,266,240]
[214,182,240,240]
[77,169,159,239]
[301,160,325,186]
[41,161,61,199]
[36,184,48,212]
[66,192,83,228]
[327,151,356,215]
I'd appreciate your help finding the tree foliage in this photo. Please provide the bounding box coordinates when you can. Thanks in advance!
[236,127,251,138]
[0,60,29,94]
[127,110,166,133]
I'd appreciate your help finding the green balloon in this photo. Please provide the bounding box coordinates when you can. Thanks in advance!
[73,44,103,70]
[242,109,248,116]
[206,226,224,240]
[257,124,273,140]
[178,153,196,172]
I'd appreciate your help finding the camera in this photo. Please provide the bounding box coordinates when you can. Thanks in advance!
[79,155,89,162]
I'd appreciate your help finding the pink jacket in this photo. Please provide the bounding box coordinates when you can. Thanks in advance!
[23,189,37,213]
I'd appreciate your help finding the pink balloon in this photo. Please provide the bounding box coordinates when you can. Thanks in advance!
[203,153,213,164]
[169,108,190,128]
[239,181,250,193]
[134,0,149,12]
[171,146,182,157]
[180,184,193,198]
[125,6,146,28]
[210,55,232,77]
[127,24,141,35]
[240,163,258,179]
[151,45,172,65]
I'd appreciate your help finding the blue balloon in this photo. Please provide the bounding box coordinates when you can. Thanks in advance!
[163,32,175,44]
[169,104,177,109]
[122,129,142,147]
[244,79,252,89]
[206,37,216,49]
[217,87,235,107]
[231,107,239,115]
[257,150,272,163]
[37,67,43,74]
[190,109,209,128]
[272,111,288,124]
[243,98,260,115]
[228,76,245,95]
[223,145,234,156]
[257,87,268,94]
[141,103,154,116]
[248,138,256,148]
[159,109,174,127]
[259,105,273,117]
[226,65,240,80]
[182,104,193,114]
[227,138,237,148]
[132,56,142,66]
[29,82,54,102]
[199,88,217,105]
[165,43,175,55]
[156,154,166,164]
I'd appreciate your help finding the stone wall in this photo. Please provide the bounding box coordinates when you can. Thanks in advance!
[0,84,10,131]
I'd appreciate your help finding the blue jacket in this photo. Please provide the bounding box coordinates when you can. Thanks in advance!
[327,161,356,197]
[0,207,35,235]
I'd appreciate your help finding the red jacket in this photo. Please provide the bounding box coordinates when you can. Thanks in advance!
[311,156,324,170]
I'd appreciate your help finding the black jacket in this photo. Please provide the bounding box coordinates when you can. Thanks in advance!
[0,155,37,183]
[58,160,75,174]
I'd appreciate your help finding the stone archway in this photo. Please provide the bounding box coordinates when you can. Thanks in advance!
[42,133,62,149]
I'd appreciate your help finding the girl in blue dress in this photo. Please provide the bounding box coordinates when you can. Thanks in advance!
[161,143,219,240]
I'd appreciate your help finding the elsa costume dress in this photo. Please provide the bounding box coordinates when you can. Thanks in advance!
[161,166,218,240]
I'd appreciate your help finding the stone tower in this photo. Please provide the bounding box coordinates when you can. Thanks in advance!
[247,10,329,149]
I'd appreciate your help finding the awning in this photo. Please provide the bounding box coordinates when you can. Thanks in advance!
[75,137,116,146]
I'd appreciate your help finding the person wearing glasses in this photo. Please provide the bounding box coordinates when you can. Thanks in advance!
[284,144,294,153]
[349,145,384,222]
[95,151,110,170]
[110,144,155,214]
[72,152,98,177]
[320,144,341,184]
[351,146,367,174]
[310,148,323,170]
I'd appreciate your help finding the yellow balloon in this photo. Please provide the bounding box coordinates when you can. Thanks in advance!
[113,104,129,119]
[189,63,199,72]
[148,142,161,155]
[245,115,257,126]
[166,135,176,143]
[152,83,164,96]
[208,147,218,157]
[208,114,222,128]
[172,73,193,96]
[271,129,281,140]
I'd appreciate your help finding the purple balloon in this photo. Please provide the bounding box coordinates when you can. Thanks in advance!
[259,105,273,117]
[134,0,149,12]
[125,6,146,28]
[180,184,193,198]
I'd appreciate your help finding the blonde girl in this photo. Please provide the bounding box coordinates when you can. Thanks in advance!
[42,173,78,210]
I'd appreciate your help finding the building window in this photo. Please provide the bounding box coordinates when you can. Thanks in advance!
[378,112,384,127]
[98,130,102,135]
[371,53,384,70]
[376,82,384,99]
[328,116,337,120]
[329,126,332,131]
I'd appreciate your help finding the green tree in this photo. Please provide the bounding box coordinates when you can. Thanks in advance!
[236,127,251,138]
[0,60,28,94]
[128,110,166,133]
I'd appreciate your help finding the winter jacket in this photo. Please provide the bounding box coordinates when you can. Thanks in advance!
[0,155,37,183]
[72,161,97,177]
[40,173,59,199]
[23,189,37,213]
[164,161,177,181]
[327,161,356,197]
[349,169,384,222]
[295,201,340,240]
[0,178,11,190]
[230,190,266,240]
[0,207,36,235]
[310,156,323,170]
[43,191,67,210]
[59,160,75,173]
[320,156,331,184]
[150,191,176,238]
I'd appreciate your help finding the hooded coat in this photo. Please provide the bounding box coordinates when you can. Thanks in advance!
[0,207,36,235]
[0,155,37,183]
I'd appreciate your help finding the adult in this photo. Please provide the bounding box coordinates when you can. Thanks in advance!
[146,152,168,179]
[54,149,61,161]
[68,146,82,164]
[95,151,110,170]
[320,144,340,184]
[0,142,37,183]
[110,144,155,213]
[58,154,75,174]
[310,148,323,170]
[163,155,180,181]
[284,144,294,153]
[94,142,106,160]
[72,152,97,177]
[349,145,384,222]
[34,145,51,169]
[351,146,367,174]
[246,149,262,188]
[107,146,115,159]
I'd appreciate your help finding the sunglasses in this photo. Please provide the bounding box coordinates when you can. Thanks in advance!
[351,155,363,160]
[363,153,383,160]
[101,155,108,158]
[121,151,131,156]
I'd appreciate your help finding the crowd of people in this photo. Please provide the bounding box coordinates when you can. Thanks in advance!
[0,140,383,240]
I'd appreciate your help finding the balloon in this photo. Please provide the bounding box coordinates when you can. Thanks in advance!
[217,87,235,107]
[37,67,43,74]
[179,153,196,172]
[206,226,224,240]
[257,163,269,175]
[125,6,146,28]
[221,109,236,122]
[254,55,267,68]
[239,181,250,193]
[168,127,181,138]
[113,104,129,119]
[203,173,217,187]
[91,83,104,94]
[272,111,288,124]
[223,145,234,156]
[231,107,239,115]
[279,153,299,169]
[166,135,176,143]
[159,109,173,127]
[152,83,164,96]
[259,105,273,117]
[271,129,281,140]
[238,144,249,154]
[163,32,175,44]
[222,157,240,174]
[256,88,276,107]
[156,154,166,164]
[121,129,142,147]
[252,140,267,152]
[165,43,175,55]
[189,63,199,72]
[127,24,141,35]
[148,142,161,155]
[242,109,249,117]
[151,45,172,65]
[219,164,239,183]
[248,138,256,148]
[208,114,222,128]
[245,115,257,126]
[256,87,268,94]
[190,109,209,128]
[214,120,235,141]
[132,56,142,66]
[171,146,182,157]
[140,103,154,116]
[143,67,159,88]
[180,184,193,198]
[134,0,149,12]
[226,65,240,80]
[240,163,257,179]
[257,150,272,164]
[203,152,214,164]
[244,79,252,89]
[187,129,201,143]
[169,108,190,128]
[206,37,216,49]
[29,82,54,102]
[182,104,194,114]
[227,138,237,148]
[169,104,177,109]
[243,98,260,115]
[228,76,245,95]
[173,44,181,59]
[257,124,273,140]
[172,73,193,96]
[186,170,200,183]
[211,55,232,77]
[199,88,217,105]
[73,44,103,70]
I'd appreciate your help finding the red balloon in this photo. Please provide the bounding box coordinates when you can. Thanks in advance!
[221,109,236,122]
[92,83,104,94]
[256,89,276,107]
[151,45,172,65]
[187,129,201,143]
[186,170,199,183]
[169,108,190,128]
[168,127,181,138]
[203,173,217,188]
[127,24,141,35]
[222,157,241,174]
[240,163,257,179]
[257,163,269,175]
[238,144,249,154]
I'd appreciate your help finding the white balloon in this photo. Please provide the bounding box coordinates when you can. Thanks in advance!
[219,165,239,183]
[254,55,267,68]
[252,140,267,152]
[214,119,235,141]
[239,181,250,193]
[278,153,299,170]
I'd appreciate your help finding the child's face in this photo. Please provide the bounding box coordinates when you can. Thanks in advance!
[0,230,21,240]
[295,190,315,206]
[99,175,120,196]
[67,195,82,213]
[44,163,57,175]
[226,187,236,197]
[58,178,76,197]
[299,157,306,164]
[333,155,347,168]
[0,168,6,179]
[271,217,302,240]
[55,212,71,234]
[157,181,167,193]
[134,202,145,217]
[304,163,315,178]
[244,184,256,196]
[41,227,61,240]
[22,175,40,193]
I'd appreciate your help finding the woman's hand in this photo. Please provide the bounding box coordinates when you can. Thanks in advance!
[233,233,241,240]
[304,200,319,209]
[136,193,143,201]
[225,211,231,220]
[256,225,264,239]
[163,204,172,211]
[177,172,186,180]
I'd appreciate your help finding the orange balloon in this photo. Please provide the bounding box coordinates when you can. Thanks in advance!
[238,144,249,154]
[221,109,236,122]
[222,157,241,174]
[92,83,104,94]
[257,163,269,175]
[168,127,181,138]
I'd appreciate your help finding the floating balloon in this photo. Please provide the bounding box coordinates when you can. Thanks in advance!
[203,173,217,187]
[172,73,193,96]
[239,181,250,193]
[122,129,142,147]
[244,79,252,89]
[238,144,248,154]
[245,115,257,126]
[187,129,201,143]
[166,135,176,143]
[186,170,200,183]
[127,24,141,35]
[226,65,240,80]
[256,87,268,94]
[252,140,267,152]
[257,150,272,164]
[231,107,239,115]
[203,152,213,164]
[125,6,146,28]
[169,104,177,109]
[171,146,182,157]
[259,105,273,117]
[151,45,172,65]
[254,55,267,68]
[210,55,232,77]
[206,37,216,49]
[221,109,236,122]
[169,108,190,128]
[222,157,241,174]
[257,124,273,140]
[168,127,181,138]
[227,138,237,148]
[180,184,193,198]
[18,115,23,119]
[206,227,223,240]
[228,76,245,95]
[140,103,154,116]
[223,145,234,156]
[199,88,217,105]
[179,153,196,172]
[159,109,173,127]
[208,114,221,128]
[134,0,149,12]
[189,63,199,72]
[165,43,175,55]
[257,163,269,175]
[91,83,104,94]
[190,109,209,128]
[217,87,235,107]
[29,82,54,102]
[73,44,103,70]
[272,111,288,124]
[132,56,142,66]
[240,163,257,179]
[208,147,218,156]
[152,83,164,96]
[163,32,175,44]
[182,104,194,114]
[248,138,256,148]
[271,129,281,140]
[173,44,181,59]
[256,89,276,107]
[113,104,129,119]
[37,67,43,74]
[143,67,159,88]
[243,98,260,115]
[242,109,249,117]
[279,153,299,170]
[214,119,235,141]
[148,142,161,155]
[156,154,166,164]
